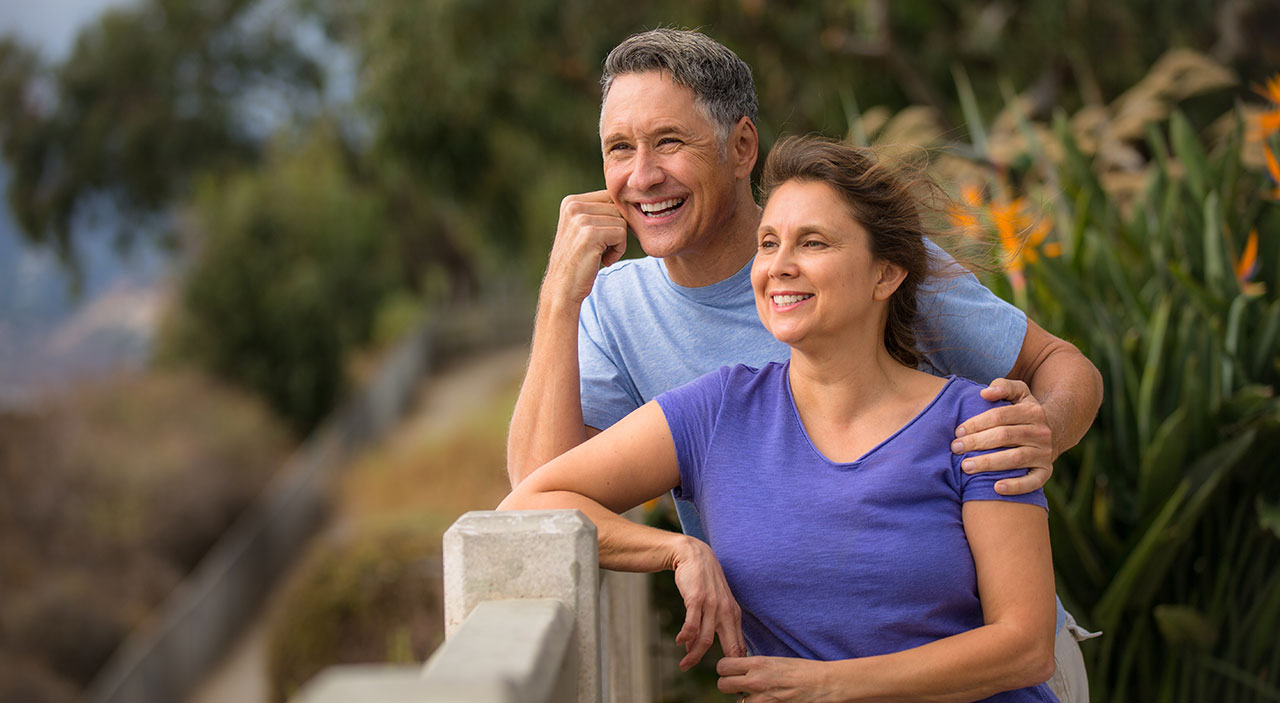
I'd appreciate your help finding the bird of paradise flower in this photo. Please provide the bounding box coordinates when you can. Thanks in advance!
[1235,228,1259,286]
[948,186,1060,308]
[1253,73,1280,200]
[991,198,1060,295]
[1251,74,1280,142]
[1264,139,1280,201]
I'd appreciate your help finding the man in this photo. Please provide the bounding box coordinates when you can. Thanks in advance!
[506,28,1101,701]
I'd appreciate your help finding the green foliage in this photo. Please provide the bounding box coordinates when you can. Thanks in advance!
[945,60,1280,700]
[0,0,322,266]
[160,126,399,432]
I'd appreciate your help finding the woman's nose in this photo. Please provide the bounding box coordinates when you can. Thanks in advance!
[770,245,799,278]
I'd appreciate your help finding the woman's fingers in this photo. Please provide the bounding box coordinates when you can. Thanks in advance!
[672,537,747,668]
[717,599,748,657]
[717,656,752,676]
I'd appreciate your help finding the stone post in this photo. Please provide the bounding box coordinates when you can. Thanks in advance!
[443,510,600,703]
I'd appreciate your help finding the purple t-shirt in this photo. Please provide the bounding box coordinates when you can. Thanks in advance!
[656,362,1056,703]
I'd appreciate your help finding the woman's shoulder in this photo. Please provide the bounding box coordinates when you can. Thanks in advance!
[931,375,1010,420]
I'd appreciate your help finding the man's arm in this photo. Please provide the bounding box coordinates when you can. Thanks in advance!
[506,190,623,487]
[952,318,1104,495]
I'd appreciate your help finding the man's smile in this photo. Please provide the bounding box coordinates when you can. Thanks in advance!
[636,198,687,218]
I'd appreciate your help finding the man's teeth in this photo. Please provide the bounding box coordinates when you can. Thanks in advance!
[639,198,685,215]
[772,294,813,305]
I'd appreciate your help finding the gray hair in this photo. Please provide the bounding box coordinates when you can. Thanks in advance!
[600,29,759,143]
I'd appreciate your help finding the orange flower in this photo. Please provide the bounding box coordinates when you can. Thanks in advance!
[1265,143,1280,200]
[1253,74,1280,141]
[948,183,984,234]
[1235,229,1259,284]
[990,198,1056,273]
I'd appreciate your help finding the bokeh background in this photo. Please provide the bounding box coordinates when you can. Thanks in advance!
[1,1,1277,702]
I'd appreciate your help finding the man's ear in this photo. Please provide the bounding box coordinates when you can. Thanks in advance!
[873,261,908,301]
[731,117,758,179]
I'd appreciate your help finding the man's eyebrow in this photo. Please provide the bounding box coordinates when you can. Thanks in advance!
[601,123,692,147]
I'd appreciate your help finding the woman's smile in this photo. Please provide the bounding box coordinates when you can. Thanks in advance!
[752,180,892,348]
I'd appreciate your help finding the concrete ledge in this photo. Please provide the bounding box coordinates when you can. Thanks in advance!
[422,599,575,702]
[444,510,600,702]
[294,665,430,703]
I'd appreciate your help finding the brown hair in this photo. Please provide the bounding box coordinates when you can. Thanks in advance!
[759,135,945,370]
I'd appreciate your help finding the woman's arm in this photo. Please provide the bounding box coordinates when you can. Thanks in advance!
[717,500,1056,703]
[500,400,748,667]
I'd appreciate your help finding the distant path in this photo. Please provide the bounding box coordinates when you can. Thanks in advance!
[186,344,530,703]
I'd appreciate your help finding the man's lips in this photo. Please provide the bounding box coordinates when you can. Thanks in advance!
[634,197,686,218]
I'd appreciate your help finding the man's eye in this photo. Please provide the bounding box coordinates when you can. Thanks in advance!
[608,143,631,153]
[658,138,682,147]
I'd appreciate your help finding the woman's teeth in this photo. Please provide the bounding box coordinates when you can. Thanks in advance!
[772,294,813,305]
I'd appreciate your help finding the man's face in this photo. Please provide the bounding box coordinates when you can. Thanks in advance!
[599,71,740,260]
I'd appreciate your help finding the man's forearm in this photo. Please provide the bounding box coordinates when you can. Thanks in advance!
[506,295,590,486]
[1016,325,1104,459]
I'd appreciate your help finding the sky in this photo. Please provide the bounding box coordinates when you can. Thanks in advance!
[0,0,132,60]
[0,0,160,406]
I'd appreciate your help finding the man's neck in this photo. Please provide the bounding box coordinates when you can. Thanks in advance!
[662,199,763,288]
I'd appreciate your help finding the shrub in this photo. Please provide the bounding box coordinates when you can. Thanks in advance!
[926,54,1280,701]
[160,125,402,433]
[266,521,445,702]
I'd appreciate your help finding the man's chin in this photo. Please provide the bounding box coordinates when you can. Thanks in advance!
[631,230,687,259]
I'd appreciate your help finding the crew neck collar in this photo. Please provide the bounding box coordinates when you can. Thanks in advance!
[658,255,755,307]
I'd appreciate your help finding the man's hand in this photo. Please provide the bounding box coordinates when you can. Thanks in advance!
[951,378,1053,495]
[543,190,628,305]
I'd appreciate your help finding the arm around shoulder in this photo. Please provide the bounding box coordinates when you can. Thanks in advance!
[1007,318,1104,458]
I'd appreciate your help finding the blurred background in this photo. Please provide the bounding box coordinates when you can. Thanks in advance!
[0,1,1277,702]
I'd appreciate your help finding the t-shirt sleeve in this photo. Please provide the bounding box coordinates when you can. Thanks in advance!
[579,288,644,431]
[950,392,1048,511]
[654,367,730,504]
[917,239,1028,384]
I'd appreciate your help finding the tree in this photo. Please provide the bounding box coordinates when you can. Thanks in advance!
[160,125,397,432]
[0,0,322,268]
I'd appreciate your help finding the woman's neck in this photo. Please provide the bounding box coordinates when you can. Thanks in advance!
[788,336,918,426]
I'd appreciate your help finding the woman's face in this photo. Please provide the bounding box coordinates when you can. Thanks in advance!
[751,180,900,349]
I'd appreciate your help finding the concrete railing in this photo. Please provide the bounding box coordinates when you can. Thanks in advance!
[296,510,653,703]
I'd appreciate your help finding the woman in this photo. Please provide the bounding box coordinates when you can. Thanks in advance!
[501,135,1057,702]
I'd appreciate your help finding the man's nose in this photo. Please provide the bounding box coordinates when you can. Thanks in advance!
[627,146,665,191]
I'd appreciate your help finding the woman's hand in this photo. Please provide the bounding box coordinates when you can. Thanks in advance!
[717,656,834,702]
[670,536,748,670]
